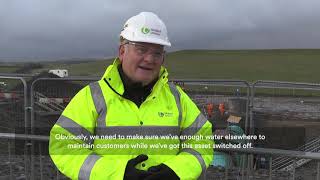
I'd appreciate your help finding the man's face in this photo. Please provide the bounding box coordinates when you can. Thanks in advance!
[119,41,165,85]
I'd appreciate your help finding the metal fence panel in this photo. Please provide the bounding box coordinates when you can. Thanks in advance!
[3,132,320,180]
[29,78,251,179]
[2,76,320,179]
[0,76,28,179]
[172,79,251,133]
[172,79,251,173]
[252,80,320,179]
[30,78,98,135]
[30,77,98,180]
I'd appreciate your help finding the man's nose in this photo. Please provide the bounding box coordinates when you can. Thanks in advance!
[143,53,155,63]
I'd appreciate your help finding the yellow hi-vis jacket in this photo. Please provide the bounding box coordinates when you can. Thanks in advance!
[49,58,214,180]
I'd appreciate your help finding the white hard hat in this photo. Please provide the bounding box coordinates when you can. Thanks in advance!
[120,12,171,47]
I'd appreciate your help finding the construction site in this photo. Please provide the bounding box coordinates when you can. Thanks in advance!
[0,73,320,179]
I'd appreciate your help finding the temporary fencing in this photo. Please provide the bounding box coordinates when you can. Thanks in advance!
[251,81,320,176]
[29,77,99,179]
[1,76,320,179]
[1,132,319,180]
[172,79,251,133]
[0,76,28,179]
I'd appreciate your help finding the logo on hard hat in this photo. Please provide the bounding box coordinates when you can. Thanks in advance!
[141,27,150,34]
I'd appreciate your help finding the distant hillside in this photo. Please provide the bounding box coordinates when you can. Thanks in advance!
[164,49,320,83]
[1,49,320,83]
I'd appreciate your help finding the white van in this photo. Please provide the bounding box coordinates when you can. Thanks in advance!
[48,69,68,78]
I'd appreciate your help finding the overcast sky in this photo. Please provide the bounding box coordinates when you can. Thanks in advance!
[1,0,320,61]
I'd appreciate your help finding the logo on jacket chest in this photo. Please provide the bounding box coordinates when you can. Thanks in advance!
[158,111,174,117]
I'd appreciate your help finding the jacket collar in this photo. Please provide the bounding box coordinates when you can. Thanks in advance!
[101,58,169,96]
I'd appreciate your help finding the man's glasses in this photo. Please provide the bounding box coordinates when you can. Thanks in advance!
[123,41,165,61]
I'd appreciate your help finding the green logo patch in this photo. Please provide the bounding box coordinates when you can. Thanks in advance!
[141,27,150,34]
[158,112,164,117]
[158,112,173,118]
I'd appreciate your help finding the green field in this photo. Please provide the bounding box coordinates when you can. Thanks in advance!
[164,49,320,83]
[0,66,21,73]
[2,49,320,83]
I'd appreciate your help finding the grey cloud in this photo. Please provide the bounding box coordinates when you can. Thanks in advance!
[1,0,320,61]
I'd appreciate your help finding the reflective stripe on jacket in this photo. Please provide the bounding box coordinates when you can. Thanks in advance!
[49,58,214,180]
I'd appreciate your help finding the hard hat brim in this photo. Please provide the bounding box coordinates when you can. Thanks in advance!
[121,34,171,47]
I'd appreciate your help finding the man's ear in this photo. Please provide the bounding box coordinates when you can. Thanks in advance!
[118,45,125,62]
[161,51,166,65]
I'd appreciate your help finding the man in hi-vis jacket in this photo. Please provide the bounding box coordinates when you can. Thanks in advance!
[49,12,214,180]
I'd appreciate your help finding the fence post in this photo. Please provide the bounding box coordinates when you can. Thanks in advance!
[8,140,13,180]
[292,159,296,180]
[317,161,320,180]
[269,156,272,180]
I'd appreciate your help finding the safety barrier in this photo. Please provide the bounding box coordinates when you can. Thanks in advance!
[1,76,320,179]
[251,80,320,174]
[172,79,251,134]
[216,146,320,180]
[0,133,67,180]
[172,79,252,170]
[1,133,320,180]
[0,76,28,179]
[0,76,27,133]
[29,77,99,179]
[30,77,99,134]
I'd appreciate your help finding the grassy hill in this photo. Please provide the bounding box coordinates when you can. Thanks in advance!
[164,49,320,83]
[2,49,320,83]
